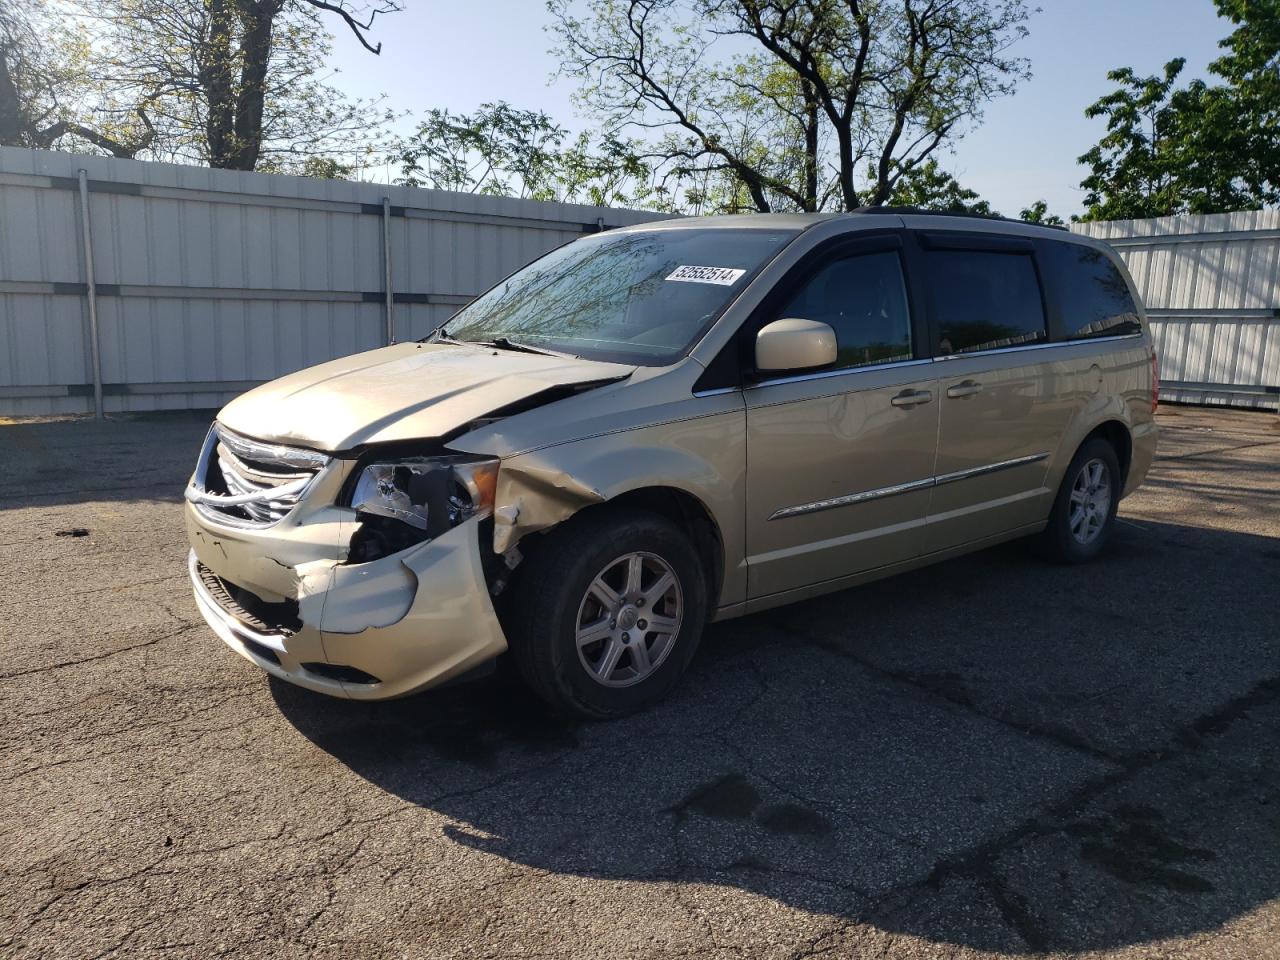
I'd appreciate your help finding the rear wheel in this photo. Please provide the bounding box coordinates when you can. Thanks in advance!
[506,509,708,718]
[1037,437,1122,563]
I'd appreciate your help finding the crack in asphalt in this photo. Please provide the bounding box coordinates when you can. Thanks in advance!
[18,623,1266,955]
[741,615,1280,953]
[763,617,1126,767]
[0,624,201,681]
[4,410,1277,958]
[867,673,1280,951]
[1155,437,1280,462]
[0,690,261,783]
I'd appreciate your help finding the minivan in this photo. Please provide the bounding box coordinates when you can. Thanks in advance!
[186,210,1158,717]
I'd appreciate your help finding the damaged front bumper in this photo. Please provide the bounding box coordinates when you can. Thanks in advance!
[186,500,508,700]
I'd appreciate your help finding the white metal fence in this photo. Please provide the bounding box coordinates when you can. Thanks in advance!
[1073,211,1280,411]
[0,148,664,417]
[2,148,1276,417]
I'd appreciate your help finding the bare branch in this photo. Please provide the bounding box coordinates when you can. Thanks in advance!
[300,0,401,55]
[550,0,1031,212]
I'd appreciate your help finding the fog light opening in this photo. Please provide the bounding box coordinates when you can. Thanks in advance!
[301,662,381,685]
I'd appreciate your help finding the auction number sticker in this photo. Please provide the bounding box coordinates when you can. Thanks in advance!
[666,265,746,286]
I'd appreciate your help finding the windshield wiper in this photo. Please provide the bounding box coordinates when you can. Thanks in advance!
[426,325,469,346]
[485,336,578,359]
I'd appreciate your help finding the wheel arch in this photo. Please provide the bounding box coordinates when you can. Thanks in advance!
[1083,419,1133,486]
[509,484,726,610]
[592,486,725,605]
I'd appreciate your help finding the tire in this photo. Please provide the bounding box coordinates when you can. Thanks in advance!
[505,508,708,719]
[1037,436,1122,563]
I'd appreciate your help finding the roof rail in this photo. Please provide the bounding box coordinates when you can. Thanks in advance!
[849,205,1070,232]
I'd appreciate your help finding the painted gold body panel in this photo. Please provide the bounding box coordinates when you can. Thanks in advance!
[742,363,939,598]
[184,213,1157,701]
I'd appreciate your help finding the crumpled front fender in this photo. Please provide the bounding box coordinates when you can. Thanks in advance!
[484,408,747,607]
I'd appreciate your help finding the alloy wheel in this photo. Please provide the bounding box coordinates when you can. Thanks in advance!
[574,551,683,688]
[1069,458,1112,545]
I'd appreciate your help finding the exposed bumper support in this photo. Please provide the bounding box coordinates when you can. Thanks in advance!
[187,504,509,700]
[190,550,290,655]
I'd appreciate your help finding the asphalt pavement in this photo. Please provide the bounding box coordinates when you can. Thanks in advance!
[1,404,1278,959]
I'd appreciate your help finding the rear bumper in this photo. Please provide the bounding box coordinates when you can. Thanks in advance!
[1124,418,1158,497]
[187,503,508,700]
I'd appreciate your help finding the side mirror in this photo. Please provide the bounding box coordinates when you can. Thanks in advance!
[755,318,838,373]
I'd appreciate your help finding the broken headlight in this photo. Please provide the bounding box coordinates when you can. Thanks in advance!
[346,456,498,562]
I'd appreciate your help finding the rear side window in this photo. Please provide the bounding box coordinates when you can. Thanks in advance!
[773,250,913,369]
[1043,241,1141,340]
[924,250,1047,355]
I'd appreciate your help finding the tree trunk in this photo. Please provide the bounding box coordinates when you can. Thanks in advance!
[203,0,237,167]
[227,0,279,170]
[834,123,859,210]
[802,79,818,211]
[0,41,26,147]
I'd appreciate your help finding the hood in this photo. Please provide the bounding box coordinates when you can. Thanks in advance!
[216,342,634,451]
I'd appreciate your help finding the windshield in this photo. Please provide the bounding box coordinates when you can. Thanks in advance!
[445,227,799,364]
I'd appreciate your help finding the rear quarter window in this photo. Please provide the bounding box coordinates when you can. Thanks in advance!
[923,249,1047,355]
[1041,240,1142,341]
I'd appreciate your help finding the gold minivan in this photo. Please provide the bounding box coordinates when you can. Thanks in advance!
[186,211,1158,717]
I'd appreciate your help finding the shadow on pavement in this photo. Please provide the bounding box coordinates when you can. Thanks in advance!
[274,517,1280,953]
[0,412,209,509]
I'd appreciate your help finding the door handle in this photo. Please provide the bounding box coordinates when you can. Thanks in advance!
[947,380,983,399]
[890,389,933,408]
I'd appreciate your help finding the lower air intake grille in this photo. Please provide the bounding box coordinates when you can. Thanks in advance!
[196,561,301,636]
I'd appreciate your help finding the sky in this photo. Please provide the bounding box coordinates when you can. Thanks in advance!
[325,0,1234,218]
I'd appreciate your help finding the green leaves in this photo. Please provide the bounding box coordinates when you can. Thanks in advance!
[12,0,402,172]
[1078,0,1279,220]
[1018,200,1063,226]
[884,159,996,215]
[391,105,661,208]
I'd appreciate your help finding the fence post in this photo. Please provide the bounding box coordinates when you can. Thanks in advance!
[77,170,104,420]
[382,197,394,344]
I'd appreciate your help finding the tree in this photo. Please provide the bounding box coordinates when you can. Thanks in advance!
[1,0,55,146]
[0,0,114,151]
[549,0,1032,214]
[392,102,662,207]
[881,160,1065,222]
[24,0,401,171]
[1200,0,1279,205]
[1018,199,1063,225]
[884,158,995,214]
[1078,0,1279,220]
[1077,60,1217,220]
[554,131,663,207]
[394,103,570,197]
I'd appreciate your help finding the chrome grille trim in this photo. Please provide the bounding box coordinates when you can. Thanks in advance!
[187,423,330,528]
[215,427,330,471]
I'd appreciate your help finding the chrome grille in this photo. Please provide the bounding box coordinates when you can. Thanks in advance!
[187,424,330,528]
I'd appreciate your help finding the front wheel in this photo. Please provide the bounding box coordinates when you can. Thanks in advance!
[505,509,708,718]
[1037,437,1122,563]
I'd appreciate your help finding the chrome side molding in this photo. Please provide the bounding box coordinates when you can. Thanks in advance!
[933,452,1049,486]
[769,452,1050,520]
[769,477,935,520]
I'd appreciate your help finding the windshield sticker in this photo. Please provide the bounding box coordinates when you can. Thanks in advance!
[666,265,747,286]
